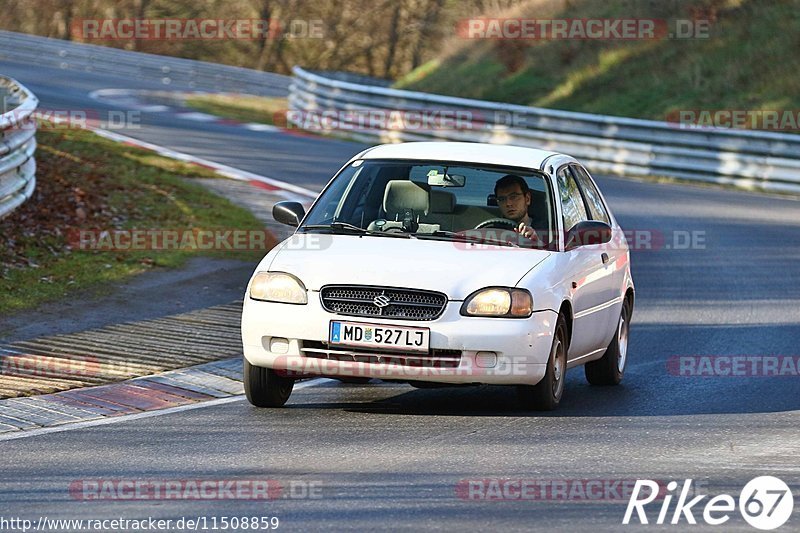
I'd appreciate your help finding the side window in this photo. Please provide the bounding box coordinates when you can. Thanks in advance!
[556,166,588,232]
[570,165,610,225]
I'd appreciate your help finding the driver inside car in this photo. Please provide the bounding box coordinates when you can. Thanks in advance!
[494,174,538,241]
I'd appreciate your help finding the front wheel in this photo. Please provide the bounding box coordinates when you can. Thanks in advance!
[585,297,631,386]
[517,314,568,411]
[244,358,294,407]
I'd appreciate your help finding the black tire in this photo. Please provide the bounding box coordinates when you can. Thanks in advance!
[585,298,631,386]
[243,358,294,407]
[517,314,568,411]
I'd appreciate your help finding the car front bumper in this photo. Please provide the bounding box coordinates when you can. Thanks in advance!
[241,295,556,386]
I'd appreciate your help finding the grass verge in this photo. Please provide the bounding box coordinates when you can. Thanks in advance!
[184,94,287,126]
[0,123,274,314]
[398,0,800,129]
[183,93,364,143]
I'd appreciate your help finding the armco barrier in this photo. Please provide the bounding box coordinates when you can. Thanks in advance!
[289,67,800,194]
[0,77,37,219]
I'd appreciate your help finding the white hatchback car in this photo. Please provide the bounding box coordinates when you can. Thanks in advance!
[241,142,634,410]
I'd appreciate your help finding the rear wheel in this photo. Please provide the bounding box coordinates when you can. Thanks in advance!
[585,297,631,386]
[244,358,294,407]
[517,314,568,411]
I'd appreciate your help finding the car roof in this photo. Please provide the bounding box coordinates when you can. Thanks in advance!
[357,142,564,171]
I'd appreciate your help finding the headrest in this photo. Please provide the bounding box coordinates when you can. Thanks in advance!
[383,180,429,216]
[430,189,456,213]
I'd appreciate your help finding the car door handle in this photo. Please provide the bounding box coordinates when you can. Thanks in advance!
[601,253,609,264]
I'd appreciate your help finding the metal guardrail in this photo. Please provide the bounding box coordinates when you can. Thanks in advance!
[289,66,800,194]
[0,77,37,219]
[0,31,290,97]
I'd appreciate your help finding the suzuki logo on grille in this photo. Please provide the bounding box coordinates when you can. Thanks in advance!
[373,294,391,308]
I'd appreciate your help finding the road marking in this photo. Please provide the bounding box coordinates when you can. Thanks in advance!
[245,123,280,132]
[0,378,332,442]
[175,111,218,122]
[139,104,170,112]
[33,107,318,198]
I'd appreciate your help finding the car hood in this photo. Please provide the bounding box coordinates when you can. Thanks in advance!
[265,233,552,300]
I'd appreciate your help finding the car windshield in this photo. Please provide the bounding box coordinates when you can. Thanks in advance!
[299,159,556,248]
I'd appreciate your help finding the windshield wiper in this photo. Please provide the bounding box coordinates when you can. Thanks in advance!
[416,230,519,248]
[301,222,414,238]
[302,222,366,233]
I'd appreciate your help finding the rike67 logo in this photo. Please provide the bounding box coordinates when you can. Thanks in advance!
[623,476,794,530]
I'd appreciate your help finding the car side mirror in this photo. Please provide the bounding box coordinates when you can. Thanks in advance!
[565,220,612,250]
[273,201,306,227]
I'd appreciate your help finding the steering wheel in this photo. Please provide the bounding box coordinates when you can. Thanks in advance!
[474,217,518,230]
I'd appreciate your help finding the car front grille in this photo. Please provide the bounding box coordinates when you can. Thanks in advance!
[319,285,447,321]
[301,340,462,368]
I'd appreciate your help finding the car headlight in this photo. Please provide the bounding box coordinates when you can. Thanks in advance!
[249,272,308,304]
[461,287,532,318]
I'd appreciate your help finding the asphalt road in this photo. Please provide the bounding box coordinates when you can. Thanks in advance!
[0,58,366,191]
[1,58,799,532]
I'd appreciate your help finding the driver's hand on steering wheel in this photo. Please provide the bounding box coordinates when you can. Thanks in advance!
[516,222,538,240]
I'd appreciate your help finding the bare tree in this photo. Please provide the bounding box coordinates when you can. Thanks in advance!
[411,0,444,70]
[133,0,150,50]
[254,0,274,70]
[383,1,403,78]
[0,0,503,79]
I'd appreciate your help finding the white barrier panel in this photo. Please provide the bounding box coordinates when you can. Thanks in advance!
[0,77,38,219]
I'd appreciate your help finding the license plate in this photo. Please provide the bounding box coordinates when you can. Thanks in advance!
[329,321,430,353]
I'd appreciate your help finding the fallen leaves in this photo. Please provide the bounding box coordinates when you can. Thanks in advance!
[1,130,115,276]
